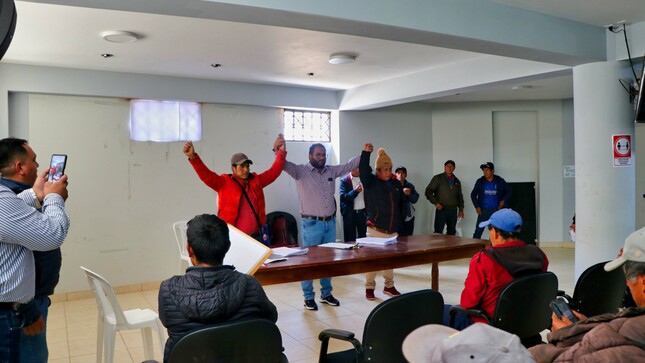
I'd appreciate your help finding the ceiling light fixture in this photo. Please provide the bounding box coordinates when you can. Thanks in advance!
[101,53,114,58]
[328,53,357,65]
[101,30,139,43]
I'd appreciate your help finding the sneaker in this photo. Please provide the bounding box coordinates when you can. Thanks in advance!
[304,299,318,310]
[383,286,401,296]
[320,294,340,306]
[365,289,375,300]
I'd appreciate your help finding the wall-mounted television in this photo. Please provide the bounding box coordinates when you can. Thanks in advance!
[0,0,16,61]
[636,67,645,123]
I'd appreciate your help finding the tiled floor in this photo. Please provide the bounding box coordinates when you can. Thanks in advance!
[46,247,574,363]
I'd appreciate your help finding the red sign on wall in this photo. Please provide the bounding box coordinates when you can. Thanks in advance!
[612,134,631,167]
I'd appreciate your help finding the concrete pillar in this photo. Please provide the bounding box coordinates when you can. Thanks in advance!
[573,61,635,279]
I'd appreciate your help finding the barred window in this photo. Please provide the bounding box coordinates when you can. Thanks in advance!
[129,100,202,142]
[282,109,331,142]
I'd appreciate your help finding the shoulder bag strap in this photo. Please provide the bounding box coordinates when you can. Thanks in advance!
[230,175,262,228]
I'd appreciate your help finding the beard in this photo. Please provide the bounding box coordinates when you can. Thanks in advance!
[309,158,326,169]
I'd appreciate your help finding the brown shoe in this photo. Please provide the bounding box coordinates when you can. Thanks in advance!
[383,286,401,296]
[365,289,375,300]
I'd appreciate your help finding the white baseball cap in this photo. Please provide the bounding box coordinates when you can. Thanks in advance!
[402,323,535,363]
[605,226,645,271]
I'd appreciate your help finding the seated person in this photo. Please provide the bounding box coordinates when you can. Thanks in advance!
[158,214,278,362]
[529,227,645,362]
[445,208,549,329]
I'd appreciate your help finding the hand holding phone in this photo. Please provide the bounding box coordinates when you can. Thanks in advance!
[47,154,67,182]
[550,298,578,324]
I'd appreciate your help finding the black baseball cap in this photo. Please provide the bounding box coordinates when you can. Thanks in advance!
[480,162,494,170]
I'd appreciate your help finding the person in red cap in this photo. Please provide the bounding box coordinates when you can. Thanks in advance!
[183,135,286,241]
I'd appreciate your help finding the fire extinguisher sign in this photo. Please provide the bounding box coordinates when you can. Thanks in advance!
[612,134,632,167]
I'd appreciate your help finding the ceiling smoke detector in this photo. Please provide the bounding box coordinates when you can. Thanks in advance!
[328,53,357,65]
[101,30,139,43]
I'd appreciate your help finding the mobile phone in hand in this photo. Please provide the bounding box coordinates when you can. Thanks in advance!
[47,154,67,182]
[550,298,578,323]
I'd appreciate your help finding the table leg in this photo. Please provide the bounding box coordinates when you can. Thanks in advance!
[432,262,438,290]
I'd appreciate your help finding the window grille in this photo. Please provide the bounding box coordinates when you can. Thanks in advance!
[282,109,331,142]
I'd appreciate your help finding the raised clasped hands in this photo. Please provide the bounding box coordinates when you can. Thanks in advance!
[363,143,374,153]
[273,134,286,152]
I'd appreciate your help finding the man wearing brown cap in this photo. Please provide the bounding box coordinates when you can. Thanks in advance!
[183,135,286,240]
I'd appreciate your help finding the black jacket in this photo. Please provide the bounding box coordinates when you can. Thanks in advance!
[158,265,278,362]
[359,151,405,234]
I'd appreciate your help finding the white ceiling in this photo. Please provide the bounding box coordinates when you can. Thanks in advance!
[3,0,644,104]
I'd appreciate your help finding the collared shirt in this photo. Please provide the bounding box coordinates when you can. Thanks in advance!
[283,157,359,217]
[0,185,70,303]
[350,176,365,210]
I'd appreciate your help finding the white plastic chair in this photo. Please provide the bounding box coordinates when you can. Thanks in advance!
[80,266,165,363]
[173,221,193,273]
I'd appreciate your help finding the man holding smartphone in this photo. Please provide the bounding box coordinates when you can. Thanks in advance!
[0,137,70,363]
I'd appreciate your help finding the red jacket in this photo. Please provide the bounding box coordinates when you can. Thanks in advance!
[460,240,549,324]
[188,150,286,231]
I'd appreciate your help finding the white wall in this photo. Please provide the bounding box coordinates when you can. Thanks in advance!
[430,101,567,243]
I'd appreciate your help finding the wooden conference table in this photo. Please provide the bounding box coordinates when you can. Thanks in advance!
[255,234,486,290]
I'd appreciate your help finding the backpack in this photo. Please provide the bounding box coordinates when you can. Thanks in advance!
[266,212,298,248]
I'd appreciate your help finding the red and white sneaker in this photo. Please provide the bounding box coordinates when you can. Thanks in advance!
[365,289,376,300]
[383,286,401,296]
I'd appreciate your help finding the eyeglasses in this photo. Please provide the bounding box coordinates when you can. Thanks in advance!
[312,153,327,158]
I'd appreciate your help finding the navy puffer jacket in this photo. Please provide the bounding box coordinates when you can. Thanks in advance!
[158,265,278,362]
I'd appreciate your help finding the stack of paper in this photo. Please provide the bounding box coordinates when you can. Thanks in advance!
[319,242,359,249]
[357,236,398,246]
[264,247,309,264]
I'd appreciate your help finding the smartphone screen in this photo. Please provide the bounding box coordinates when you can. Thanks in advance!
[48,154,67,182]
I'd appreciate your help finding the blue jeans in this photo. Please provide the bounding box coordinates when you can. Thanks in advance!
[20,296,50,363]
[0,308,24,362]
[473,208,496,239]
[442,304,474,330]
[301,218,336,300]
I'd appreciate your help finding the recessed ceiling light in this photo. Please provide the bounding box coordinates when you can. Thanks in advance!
[329,53,357,65]
[101,30,139,43]
[101,53,114,58]
[307,72,315,76]
[211,64,222,68]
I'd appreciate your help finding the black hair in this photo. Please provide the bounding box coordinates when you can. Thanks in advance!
[444,160,455,167]
[488,225,518,240]
[0,138,29,175]
[309,143,326,155]
[624,260,645,282]
[186,214,231,265]
[395,166,407,174]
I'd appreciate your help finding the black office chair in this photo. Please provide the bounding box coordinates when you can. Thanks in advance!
[318,289,444,363]
[167,319,287,363]
[558,260,626,317]
[267,211,298,247]
[450,272,558,347]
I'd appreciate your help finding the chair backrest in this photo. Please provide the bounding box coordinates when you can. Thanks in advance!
[80,266,129,326]
[361,289,444,363]
[167,319,284,363]
[266,211,298,247]
[571,260,626,316]
[173,221,192,268]
[491,272,559,339]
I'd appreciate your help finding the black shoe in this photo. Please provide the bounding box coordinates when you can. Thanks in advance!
[320,294,340,306]
[304,299,318,310]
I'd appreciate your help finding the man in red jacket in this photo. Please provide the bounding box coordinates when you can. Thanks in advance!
[446,208,549,329]
[183,135,286,240]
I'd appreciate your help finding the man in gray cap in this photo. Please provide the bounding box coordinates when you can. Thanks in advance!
[183,135,286,240]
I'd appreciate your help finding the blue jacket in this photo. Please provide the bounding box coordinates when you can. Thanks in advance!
[339,174,360,217]
[470,175,512,209]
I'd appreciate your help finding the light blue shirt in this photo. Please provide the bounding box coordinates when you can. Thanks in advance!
[0,186,70,303]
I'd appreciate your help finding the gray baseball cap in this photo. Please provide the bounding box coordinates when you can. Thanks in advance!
[231,153,253,166]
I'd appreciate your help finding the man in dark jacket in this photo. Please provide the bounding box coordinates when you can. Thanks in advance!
[359,145,405,300]
[339,168,367,242]
[158,214,278,362]
[470,162,512,239]
[425,160,464,235]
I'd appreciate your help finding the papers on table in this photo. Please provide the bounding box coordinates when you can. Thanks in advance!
[319,242,359,250]
[271,247,309,257]
[356,236,398,246]
[263,247,309,265]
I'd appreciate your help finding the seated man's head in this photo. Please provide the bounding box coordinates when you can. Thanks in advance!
[186,214,231,266]
[375,148,393,181]
[605,227,645,307]
[478,209,522,245]
[0,137,39,185]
